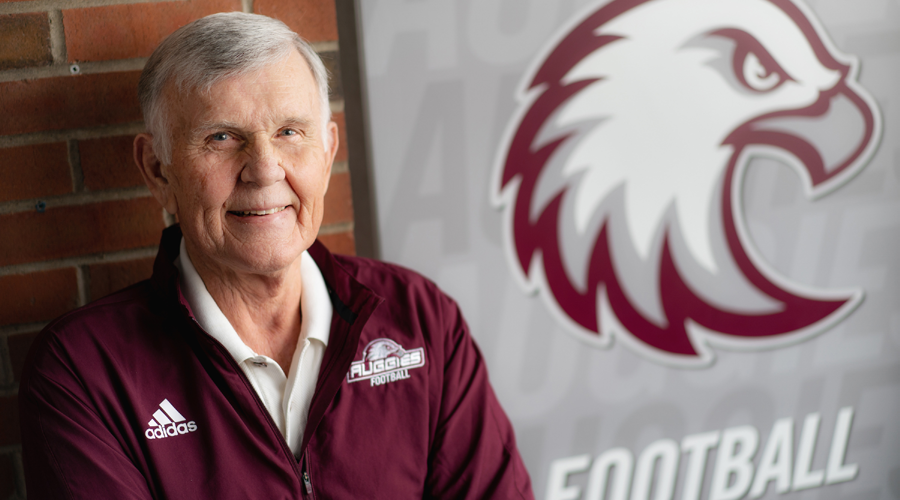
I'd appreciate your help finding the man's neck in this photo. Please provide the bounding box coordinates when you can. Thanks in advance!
[186,244,305,375]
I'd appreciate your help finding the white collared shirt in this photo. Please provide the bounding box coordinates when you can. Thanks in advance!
[175,238,332,455]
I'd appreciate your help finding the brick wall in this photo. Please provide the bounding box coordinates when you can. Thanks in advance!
[0,1,354,497]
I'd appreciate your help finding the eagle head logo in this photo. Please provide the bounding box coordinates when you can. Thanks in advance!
[363,338,407,361]
[492,0,882,366]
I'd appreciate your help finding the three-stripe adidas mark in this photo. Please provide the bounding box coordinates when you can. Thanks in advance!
[144,399,198,440]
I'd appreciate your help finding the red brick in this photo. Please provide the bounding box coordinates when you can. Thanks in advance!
[0,71,142,136]
[0,13,51,70]
[323,171,353,225]
[0,453,15,499]
[0,269,78,326]
[7,331,39,382]
[63,0,241,62]
[0,396,19,447]
[332,112,348,163]
[88,257,154,301]
[255,0,338,42]
[0,143,71,202]
[318,230,354,256]
[80,135,143,191]
[0,197,165,267]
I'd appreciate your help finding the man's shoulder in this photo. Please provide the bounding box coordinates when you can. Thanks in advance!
[332,253,433,285]
[23,280,168,381]
[44,279,159,337]
[326,253,468,345]
[329,253,449,303]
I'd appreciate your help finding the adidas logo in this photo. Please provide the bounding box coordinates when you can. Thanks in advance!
[144,399,198,440]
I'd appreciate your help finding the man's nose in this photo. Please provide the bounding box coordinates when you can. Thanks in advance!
[241,139,286,186]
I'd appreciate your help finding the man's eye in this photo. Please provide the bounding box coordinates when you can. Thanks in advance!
[281,129,297,136]
[211,132,230,141]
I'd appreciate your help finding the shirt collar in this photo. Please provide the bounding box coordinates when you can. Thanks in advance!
[175,237,331,364]
[299,245,332,346]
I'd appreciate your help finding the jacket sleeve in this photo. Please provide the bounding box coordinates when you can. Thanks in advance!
[19,334,154,500]
[424,294,535,499]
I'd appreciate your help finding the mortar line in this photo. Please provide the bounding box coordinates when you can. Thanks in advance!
[0,323,48,338]
[313,41,340,53]
[0,336,13,386]
[0,57,146,83]
[0,0,182,15]
[75,265,89,307]
[0,63,69,83]
[0,185,151,215]
[48,9,66,64]
[0,382,19,399]
[67,139,84,193]
[318,221,354,236]
[331,160,349,175]
[163,208,177,228]
[0,246,158,278]
[0,122,145,149]
[0,445,22,456]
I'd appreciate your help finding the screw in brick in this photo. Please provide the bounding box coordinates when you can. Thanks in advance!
[35,201,46,213]
[70,63,81,75]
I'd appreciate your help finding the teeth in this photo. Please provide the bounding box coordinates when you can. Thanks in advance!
[237,206,287,216]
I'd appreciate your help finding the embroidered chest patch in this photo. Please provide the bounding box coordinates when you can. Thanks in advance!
[347,338,425,386]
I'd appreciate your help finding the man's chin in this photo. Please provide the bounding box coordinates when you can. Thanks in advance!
[224,247,307,278]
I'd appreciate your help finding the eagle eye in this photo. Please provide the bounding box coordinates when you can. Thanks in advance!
[742,51,781,91]
[709,28,792,93]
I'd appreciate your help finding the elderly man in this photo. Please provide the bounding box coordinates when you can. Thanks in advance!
[19,12,534,499]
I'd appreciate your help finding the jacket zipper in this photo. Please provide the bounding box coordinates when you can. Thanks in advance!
[302,449,314,498]
[186,316,307,493]
[303,471,313,494]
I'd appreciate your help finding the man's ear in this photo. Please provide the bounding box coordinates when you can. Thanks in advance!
[322,120,339,193]
[134,133,178,215]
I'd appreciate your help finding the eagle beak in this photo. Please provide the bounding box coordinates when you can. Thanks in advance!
[736,82,880,197]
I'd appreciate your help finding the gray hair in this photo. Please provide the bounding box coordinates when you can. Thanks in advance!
[138,12,331,165]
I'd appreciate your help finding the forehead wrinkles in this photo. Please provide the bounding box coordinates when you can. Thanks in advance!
[205,71,316,120]
[179,82,309,130]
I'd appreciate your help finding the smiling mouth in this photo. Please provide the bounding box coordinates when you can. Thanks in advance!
[230,206,289,217]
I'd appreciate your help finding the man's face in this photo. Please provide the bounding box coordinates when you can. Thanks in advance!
[155,50,337,277]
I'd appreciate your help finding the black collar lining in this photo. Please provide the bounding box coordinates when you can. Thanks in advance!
[326,285,358,324]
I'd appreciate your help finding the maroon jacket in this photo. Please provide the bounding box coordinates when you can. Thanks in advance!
[19,226,534,499]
